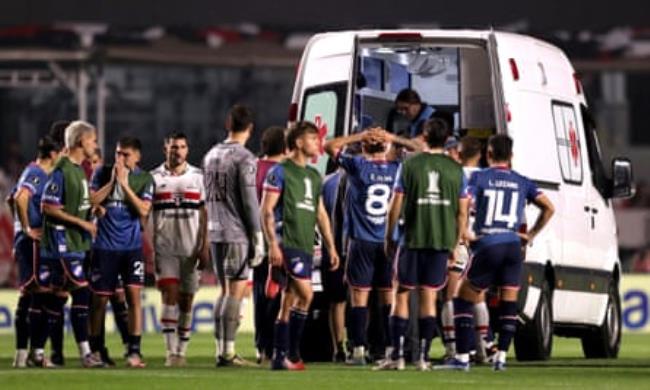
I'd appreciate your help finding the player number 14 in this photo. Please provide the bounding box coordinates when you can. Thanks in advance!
[484,189,519,228]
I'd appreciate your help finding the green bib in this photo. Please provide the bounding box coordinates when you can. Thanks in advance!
[400,153,463,250]
[280,160,322,254]
[42,156,92,253]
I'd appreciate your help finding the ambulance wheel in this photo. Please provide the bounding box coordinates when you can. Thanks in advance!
[581,282,621,359]
[514,281,553,361]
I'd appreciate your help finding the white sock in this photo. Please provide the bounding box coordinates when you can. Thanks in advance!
[79,341,91,357]
[215,339,222,359]
[456,353,470,363]
[177,311,192,356]
[225,341,235,357]
[473,301,490,355]
[441,300,456,355]
[496,350,507,364]
[353,346,365,359]
[161,304,179,354]
[384,346,394,360]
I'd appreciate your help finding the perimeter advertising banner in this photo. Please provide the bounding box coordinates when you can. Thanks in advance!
[0,274,649,334]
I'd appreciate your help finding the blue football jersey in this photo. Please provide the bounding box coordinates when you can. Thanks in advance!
[468,166,541,250]
[90,166,154,251]
[13,163,49,238]
[337,152,400,243]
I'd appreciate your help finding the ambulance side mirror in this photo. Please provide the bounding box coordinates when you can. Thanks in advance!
[611,158,633,199]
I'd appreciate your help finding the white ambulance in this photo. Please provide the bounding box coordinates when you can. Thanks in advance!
[289,30,633,360]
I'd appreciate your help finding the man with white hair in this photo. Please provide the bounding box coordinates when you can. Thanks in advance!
[39,120,105,367]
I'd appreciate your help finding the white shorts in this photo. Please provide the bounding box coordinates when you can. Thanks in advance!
[155,252,201,294]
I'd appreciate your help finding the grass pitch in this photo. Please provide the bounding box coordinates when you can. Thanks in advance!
[0,332,649,389]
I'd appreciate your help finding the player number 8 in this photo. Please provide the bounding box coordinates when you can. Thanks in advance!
[365,184,391,216]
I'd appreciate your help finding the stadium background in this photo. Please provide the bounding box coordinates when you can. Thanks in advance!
[0,0,649,337]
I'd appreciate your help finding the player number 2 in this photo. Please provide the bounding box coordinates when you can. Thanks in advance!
[365,184,391,216]
[484,189,519,228]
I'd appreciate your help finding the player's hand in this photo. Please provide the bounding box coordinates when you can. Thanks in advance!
[269,242,283,267]
[93,205,107,218]
[196,244,211,271]
[249,231,266,268]
[25,227,42,241]
[80,220,97,239]
[115,161,129,187]
[518,232,534,246]
[328,250,340,271]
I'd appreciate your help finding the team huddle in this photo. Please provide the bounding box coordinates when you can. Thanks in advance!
[9,101,554,372]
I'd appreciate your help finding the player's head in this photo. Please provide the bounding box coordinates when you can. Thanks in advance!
[287,121,320,159]
[164,131,189,168]
[37,135,61,161]
[444,136,460,163]
[422,118,450,149]
[90,148,103,171]
[261,126,286,158]
[226,104,254,135]
[395,89,422,121]
[459,136,482,166]
[487,134,513,164]
[65,120,97,159]
[49,120,70,151]
[116,136,142,169]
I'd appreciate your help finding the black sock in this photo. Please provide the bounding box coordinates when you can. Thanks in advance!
[390,316,408,360]
[418,316,436,362]
[273,320,289,361]
[453,298,475,355]
[110,295,130,346]
[70,288,90,344]
[47,295,67,356]
[350,306,368,348]
[381,304,392,349]
[128,335,142,356]
[29,293,48,349]
[288,309,308,362]
[15,294,31,349]
[497,301,518,352]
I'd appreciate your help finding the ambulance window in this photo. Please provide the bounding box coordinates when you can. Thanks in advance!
[301,82,347,173]
[551,101,584,184]
[361,57,383,90]
[387,62,409,93]
[581,104,612,200]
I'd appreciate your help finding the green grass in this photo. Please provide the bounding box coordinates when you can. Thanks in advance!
[1,332,649,389]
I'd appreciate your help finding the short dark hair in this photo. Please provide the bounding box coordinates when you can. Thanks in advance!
[395,89,421,104]
[49,120,70,149]
[228,104,254,133]
[431,110,455,131]
[37,135,59,159]
[488,134,513,162]
[460,136,482,162]
[118,136,142,151]
[423,118,450,148]
[286,121,318,150]
[165,131,188,145]
[261,126,286,157]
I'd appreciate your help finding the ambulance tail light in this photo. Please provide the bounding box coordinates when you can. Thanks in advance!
[509,58,520,81]
[573,72,583,95]
[288,102,298,122]
[377,32,422,42]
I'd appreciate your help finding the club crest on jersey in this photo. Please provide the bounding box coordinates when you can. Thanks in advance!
[72,262,84,278]
[47,183,59,193]
[30,176,41,185]
[290,257,304,274]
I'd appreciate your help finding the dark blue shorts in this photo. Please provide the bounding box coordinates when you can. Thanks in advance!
[282,247,313,281]
[322,247,347,303]
[14,235,38,291]
[346,239,393,291]
[397,248,449,290]
[467,241,522,291]
[90,248,145,295]
[37,253,88,290]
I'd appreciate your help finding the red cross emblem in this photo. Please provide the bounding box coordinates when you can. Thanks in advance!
[568,121,579,166]
[312,115,329,163]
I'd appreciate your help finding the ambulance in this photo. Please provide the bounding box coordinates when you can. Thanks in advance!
[289,30,633,360]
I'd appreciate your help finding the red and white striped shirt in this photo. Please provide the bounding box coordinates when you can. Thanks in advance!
[151,163,205,257]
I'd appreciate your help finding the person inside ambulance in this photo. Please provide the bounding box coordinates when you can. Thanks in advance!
[393,89,434,139]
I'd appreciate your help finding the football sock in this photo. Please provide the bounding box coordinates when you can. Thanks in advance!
[453,298,474,355]
[177,311,192,356]
[349,306,368,348]
[213,296,225,357]
[441,300,456,355]
[273,320,289,361]
[288,309,308,362]
[29,293,48,349]
[161,304,179,355]
[381,304,392,349]
[418,316,436,362]
[223,297,241,357]
[110,295,130,346]
[48,295,67,356]
[497,301,518,353]
[128,334,142,357]
[15,294,30,350]
[474,301,490,354]
[389,315,408,360]
[70,288,90,345]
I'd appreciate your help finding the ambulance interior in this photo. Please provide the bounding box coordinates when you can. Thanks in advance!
[353,42,498,150]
